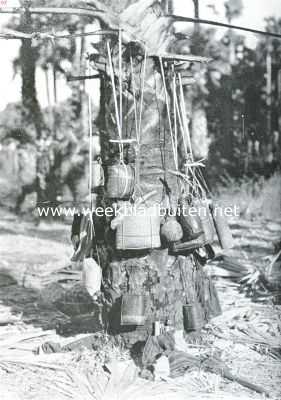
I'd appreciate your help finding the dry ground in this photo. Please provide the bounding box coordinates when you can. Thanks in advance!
[0,207,280,400]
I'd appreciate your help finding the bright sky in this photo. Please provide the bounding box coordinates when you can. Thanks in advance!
[0,0,280,111]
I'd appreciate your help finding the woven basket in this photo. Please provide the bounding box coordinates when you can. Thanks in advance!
[106,163,135,199]
[121,294,146,326]
[116,206,161,250]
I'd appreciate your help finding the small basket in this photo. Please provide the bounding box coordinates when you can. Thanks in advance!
[106,163,135,199]
[121,294,146,326]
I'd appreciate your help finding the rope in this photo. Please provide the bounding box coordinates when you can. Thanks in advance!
[172,65,178,168]
[130,55,139,143]
[86,60,101,267]
[106,40,123,161]
[159,57,177,170]
[178,72,193,162]
[119,29,123,135]
[138,48,147,143]
[175,93,189,160]
[87,59,93,200]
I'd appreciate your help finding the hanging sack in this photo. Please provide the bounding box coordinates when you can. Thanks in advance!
[82,258,102,297]
[106,163,135,199]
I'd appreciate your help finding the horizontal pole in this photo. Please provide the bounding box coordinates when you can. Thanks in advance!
[0,6,104,18]
[169,15,281,40]
[67,74,100,81]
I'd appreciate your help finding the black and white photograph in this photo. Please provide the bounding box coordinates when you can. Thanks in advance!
[0,1,280,399]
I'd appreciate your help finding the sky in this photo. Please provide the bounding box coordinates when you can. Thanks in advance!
[0,0,280,111]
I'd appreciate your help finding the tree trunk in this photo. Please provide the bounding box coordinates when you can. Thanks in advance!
[19,2,46,210]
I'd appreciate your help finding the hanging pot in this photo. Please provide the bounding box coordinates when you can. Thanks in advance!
[178,197,203,240]
[182,302,204,332]
[91,160,104,192]
[210,202,234,250]
[160,214,183,244]
[106,163,135,199]
[121,294,146,326]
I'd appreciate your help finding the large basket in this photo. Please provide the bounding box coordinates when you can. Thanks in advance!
[106,163,135,199]
[116,206,161,250]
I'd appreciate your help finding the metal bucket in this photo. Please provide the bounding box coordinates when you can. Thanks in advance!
[183,303,204,332]
[121,294,146,326]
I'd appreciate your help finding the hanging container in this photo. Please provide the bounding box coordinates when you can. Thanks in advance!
[183,302,204,332]
[82,258,102,297]
[106,163,135,199]
[171,237,205,253]
[210,203,234,250]
[178,197,203,240]
[195,200,215,245]
[116,206,161,250]
[160,215,183,244]
[91,160,104,192]
[121,294,146,325]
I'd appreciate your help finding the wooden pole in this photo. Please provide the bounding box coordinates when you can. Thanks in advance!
[193,0,199,18]
[266,45,272,139]
[192,0,200,33]
[0,6,104,18]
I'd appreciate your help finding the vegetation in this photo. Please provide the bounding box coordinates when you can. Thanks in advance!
[0,0,280,210]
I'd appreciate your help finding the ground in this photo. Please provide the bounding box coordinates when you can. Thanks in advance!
[0,206,280,400]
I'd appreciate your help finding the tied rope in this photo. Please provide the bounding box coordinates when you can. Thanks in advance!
[159,57,178,171]
[119,29,123,135]
[178,72,193,162]
[172,64,178,168]
[130,48,148,198]
[87,59,101,267]
[106,40,124,162]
